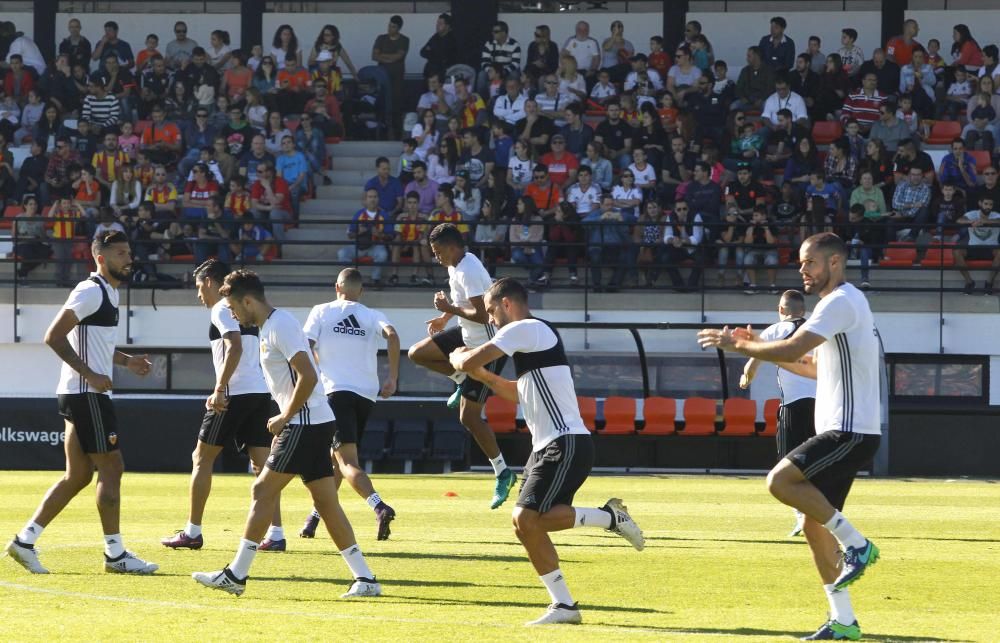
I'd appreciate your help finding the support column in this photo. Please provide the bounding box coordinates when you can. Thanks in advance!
[452,0,498,69]
[882,0,907,52]
[663,0,689,51]
[35,0,58,61]
[241,0,265,52]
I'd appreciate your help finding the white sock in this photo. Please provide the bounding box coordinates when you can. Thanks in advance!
[17,521,43,545]
[266,525,284,541]
[229,538,258,578]
[310,509,322,520]
[823,511,866,550]
[185,522,202,538]
[488,453,507,477]
[104,533,125,558]
[448,370,467,384]
[366,492,382,510]
[573,507,613,529]
[539,569,574,605]
[340,544,374,580]
[824,584,856,624]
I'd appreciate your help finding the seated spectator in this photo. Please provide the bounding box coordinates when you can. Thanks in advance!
[221,50,253,104]
[838,28,865,77]
[667,45,702,104]
[263,110,291,155]
[761,76,809,128]
[177,47,221,108]
[338,187,391,285]
[364,156,404,216]
[789,54,820,113]
[474,198,508,277]
[391,192,432,285]
[951,24,983,72]
[840,72,885,133]
[239,133,274,185]
[91,131,130,192]
[581,141,612,192]
[49,196,83,286]
[92,20,134,72]
[303,79,343,137]
[758,16,795,71]
[145,164,179,214]
[250,161,292,244]
[766,109,809,171]
[611,168,643,221]
[275,134,310,217]
[627,147,657,197]
[725,163,767,218]
[734,46,775,112]
[869,101,910,153]
[139,55,173,117]
[687,160,723,221]
[565,164,602,217]
[850,170,889,220]
[684,70,729,149]
[624,53,663,95]
[539,134,578,188]
[940,66,973,121]
[224,176,252,218]
[813,54,849,123]
[963,93,996,151]
[594,99,634,170]
[584,194,631,292]
[459,127,494,189]
[632,103,669,172]
[109,164,142,223]
[824,138,859,203]
[559,103,593,158]
[509,196,546,284]
[557,54,587,102]
[891,138,934,185]
[117,121,140,161]
[452,170,482,222]
[844,119,865,161]
[42,135,80,205]
[15,140,47,202]
[403,161,439,216]
[207,30,233,71]
[742,205,780,293]
[659,135,695,203]
[398,137,420,184]
[92,206,127,241]
[194,195,232,264]
[648,35,672,80]
[182,162,221,222]
[212,136,237,184]
[164,80,197,123]
[59,18,92,71]
[633,200,664,286]
[428,184,467,238]
[535,74,577,126]
[524,25,558,90]
[899,48,936,118]
[141,103,182,165]
[891,166,932,241]
[590,68,618,105]
[232,214,273,262]
[429,137,459,186]
[4,55,34,107]
[725,121,766,176]
[661,199,705,290]
[186,146,223,185]
[931,181,966,240]
[96,54,137,122]
[976,165,1000,207]
[937,138,979,192]
[412,109,440,161]
[449,77,487,129]
[784,137,820,191]
[13,195,50,279]
[276,51,309,116]
[81,77,121,132]
[955,195,1000,294]
[805,170,842,216]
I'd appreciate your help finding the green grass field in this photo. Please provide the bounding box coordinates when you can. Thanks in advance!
[1,472,998,642]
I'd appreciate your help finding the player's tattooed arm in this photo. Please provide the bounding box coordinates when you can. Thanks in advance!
[45,308,112,393]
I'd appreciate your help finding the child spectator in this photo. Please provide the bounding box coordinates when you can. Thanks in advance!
[941,67,973,121]
[589,69,617,105]
[398,137,420,185]
[392,192,431,285]
[658,92,680,135]
[845,203,877,289]
[134,149,155,189]
[276,51,310,115]
[73,165,101,221]
[93,206,127,240]
[117,121,141,161]
[926,38,945,74]
[224,176,251,217]
[491,120,514,181]
[648,36,671,79]
[931,181,966,241]
[742,205,779,294]
[232,214,273,262]
[837,28,864,77]
[633,200,664,287]
[896,94,920,137]
[14,89,42,145]
[805,170,841,214]
[136,34,162,73]
[844,119,865,161]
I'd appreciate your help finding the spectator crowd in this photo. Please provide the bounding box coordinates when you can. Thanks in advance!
[4,14,1000,293]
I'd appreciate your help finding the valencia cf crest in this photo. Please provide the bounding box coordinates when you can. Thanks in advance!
[108,432,118,446]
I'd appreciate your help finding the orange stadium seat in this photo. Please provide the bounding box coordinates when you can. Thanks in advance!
[601,397,636,434]
[880,243,916,267]
[761,399,780,437]
[925,120,961,145]
[921,245,955,267]
[970,151,992,174]
[578,396,597,432]
[641,397,676,435]
[680,397,716,435]
[720,398,757,436]
[811,121,843,145]
[484,396,518,433]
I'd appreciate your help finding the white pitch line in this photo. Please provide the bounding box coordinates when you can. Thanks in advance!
[0,580,721,639]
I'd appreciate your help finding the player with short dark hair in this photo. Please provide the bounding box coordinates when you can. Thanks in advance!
[450,277,644,625]
[699,233,884,641]
[6,230,158,575]
[408,224,517,509]
[298,268,400,540]
[193,270,381,598]
[161,259,285,552]
[740,289,818,536]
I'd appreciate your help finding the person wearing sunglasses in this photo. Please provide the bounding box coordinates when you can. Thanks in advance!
[165,20,199,71]
[477,21,521,98]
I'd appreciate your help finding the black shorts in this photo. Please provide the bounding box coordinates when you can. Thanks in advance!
[328,390,375,449]
[517,434,594,513]
[786,431,881,510]
[265,421,336,483]
[58,393,119,454]
[964,245,998,262]
[431,326,508,404]
[198,393,273,451]
[777,397,816,459]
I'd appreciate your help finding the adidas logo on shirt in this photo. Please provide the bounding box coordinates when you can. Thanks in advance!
[333,314,367,336]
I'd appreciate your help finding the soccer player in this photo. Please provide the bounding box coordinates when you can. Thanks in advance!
[5,230,158,575]
[407,223,516,509]
[161,259,286,552]
[193,270,381,598]
[298,268,399,540]
[450,277,645,626]
[739,289,817,537]
[698,233,883,641]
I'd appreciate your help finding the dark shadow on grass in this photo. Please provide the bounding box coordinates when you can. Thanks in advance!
[434,539,638,549]
[379,593,668,614]
[623,625,971,641]
[623,535,807,546]
[878,535,1000,543]
[310,550,550,564]
[252,576,538,589]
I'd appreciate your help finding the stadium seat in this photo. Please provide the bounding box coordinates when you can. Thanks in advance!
[811,120,843,145]
[680,397,716,435]
[925,120,961,145]
[880,243,916,267]
[761,399,780,437]
[601,396,636,434]
[358,419,389,467]
[720,398,757,436]
[388,420,428,473]
[970,150,992,173]
[578,396,597,432]
[484,396,518,433]
[921,245,955,267]
[133,120,152,135]
[641,396,676,435]
[0,205,17,230]
[428,420,469,470]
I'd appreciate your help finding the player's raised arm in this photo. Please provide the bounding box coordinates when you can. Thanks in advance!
[380,325,400,398]
[699,325,826,364]
[450,343,518,402]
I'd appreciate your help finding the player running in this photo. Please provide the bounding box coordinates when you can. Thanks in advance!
[299,268,399,541]
[407,223,516,509]
[740,289,817,537]
[5,231,158,575]
[161,259,286,552]
[450,277,645,626]
[193,270,381,598]
[699,233,883,641]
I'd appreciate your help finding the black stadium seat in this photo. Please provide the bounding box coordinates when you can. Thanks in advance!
[389,420,428,472]
[429,420,469,471]
[358,419,390,468]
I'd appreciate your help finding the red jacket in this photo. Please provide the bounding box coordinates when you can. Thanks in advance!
[3,70,34,98]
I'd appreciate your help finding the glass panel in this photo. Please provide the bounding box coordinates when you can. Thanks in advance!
[113,353,168,390]
[893,362,983,397]
[170,352,216,392]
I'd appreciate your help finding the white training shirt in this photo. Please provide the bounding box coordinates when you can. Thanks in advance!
[209,299,269,396]
[304,299,392,400]
[258,308,335,426]
[759,319,817,405]
[57,273,119,396]
[491,318,590,452]
[448,252,495,348]
[963,209,1000,245]
[798,283,883,435]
